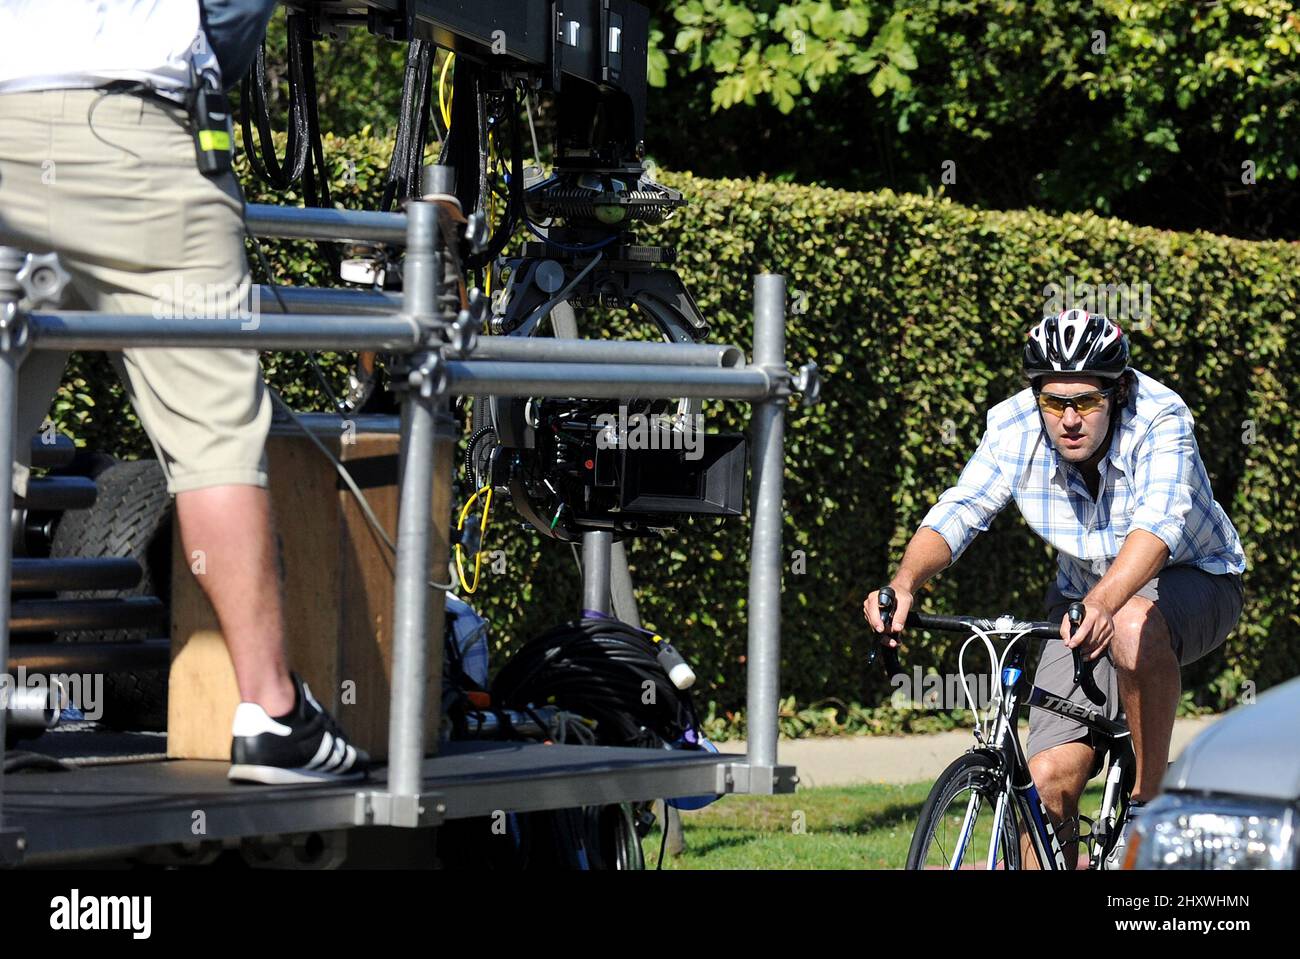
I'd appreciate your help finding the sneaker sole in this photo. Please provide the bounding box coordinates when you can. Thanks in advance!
[228,763,369,786]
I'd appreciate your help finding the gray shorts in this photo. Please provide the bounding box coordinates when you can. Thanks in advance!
[1025,566,1244,771]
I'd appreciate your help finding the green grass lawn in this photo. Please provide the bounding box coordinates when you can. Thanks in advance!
[642,782,1108,869]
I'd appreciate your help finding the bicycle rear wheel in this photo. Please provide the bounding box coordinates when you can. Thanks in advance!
[906,751,1022,870]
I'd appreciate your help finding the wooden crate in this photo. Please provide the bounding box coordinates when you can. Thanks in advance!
[168,423,448,761]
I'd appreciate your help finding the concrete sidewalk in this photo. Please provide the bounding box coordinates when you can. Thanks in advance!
[715,716,1219,788]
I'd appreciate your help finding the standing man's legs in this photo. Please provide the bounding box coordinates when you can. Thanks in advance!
[176,486,294,716]
[3,89,296,719]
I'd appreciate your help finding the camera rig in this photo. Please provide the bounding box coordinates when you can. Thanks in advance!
[257,1,747,542]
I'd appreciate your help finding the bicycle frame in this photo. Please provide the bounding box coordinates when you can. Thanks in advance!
[871,589,1142,871]
[947,634,1135,871]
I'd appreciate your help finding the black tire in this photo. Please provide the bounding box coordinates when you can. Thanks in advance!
[906,751,1022,870]
[50,458,173,730]
[597,803,645,870]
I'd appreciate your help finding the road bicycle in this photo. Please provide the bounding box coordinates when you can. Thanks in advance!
[868,587,1138,870]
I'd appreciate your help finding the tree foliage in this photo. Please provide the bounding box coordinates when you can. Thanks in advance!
[645,0,1300,238]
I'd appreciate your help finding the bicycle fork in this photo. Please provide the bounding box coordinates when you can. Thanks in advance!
[952,675,1020,870]
[1090,740,1133,869]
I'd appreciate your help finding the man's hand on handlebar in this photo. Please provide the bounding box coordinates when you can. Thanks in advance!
[863,583,912,648]
[1061,601,1114,661]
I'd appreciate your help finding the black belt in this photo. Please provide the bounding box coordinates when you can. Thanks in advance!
[97,80,190,112]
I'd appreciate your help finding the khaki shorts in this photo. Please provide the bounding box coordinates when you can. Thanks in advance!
[1026,566,1245,773]
[0,88,270,496]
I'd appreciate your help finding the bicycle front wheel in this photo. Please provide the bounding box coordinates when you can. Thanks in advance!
[906,751,1022,870]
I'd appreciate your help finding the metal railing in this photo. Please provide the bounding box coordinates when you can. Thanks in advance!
[0,164,800,861]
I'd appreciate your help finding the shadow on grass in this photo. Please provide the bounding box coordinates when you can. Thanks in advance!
[676,832,764,857]
[664,796,929,858]
[841,799,926,834]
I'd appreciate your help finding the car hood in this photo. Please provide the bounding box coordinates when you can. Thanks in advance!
[1166,674,1300,802]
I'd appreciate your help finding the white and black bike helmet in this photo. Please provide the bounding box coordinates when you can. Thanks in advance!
[1023,308,1129,383]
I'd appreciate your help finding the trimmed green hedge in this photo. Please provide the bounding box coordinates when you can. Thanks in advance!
[48,134,1300,725]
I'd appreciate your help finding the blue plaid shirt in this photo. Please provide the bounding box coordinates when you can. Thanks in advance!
[919,368,1246,599]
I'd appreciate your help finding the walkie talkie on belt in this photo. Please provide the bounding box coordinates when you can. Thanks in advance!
[188,68,233,176]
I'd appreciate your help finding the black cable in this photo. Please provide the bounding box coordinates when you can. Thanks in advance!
[381,39,435,211]
[3,750,70,774]
[463,83,525,272]
[464,424,496,488]
[240,13,338,272]
[240,18,308,190]
[297,34,331,212]
[492,618,699,749]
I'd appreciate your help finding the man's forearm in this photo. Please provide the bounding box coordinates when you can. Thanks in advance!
[892,527,953,592]
[1085,529,1170,615]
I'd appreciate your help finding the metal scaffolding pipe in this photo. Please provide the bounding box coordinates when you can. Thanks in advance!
[16,476,96,511]
[268,412,402,438]
[7,638,170,673]
[256,286,401,315]
[0,246,24,832]
[609,541,642,627]
[746,274,788,778]
[25,312,423,352]
[29,433,74,469]
[386,193,446,813]
[469,337,745,368]
[244,204,408,245]
[581,531,613,616]
[10,597,166,634]
[12,558,142,594]
[443,361,772,400]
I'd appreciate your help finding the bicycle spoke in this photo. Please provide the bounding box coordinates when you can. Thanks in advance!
[915,766,1016,870]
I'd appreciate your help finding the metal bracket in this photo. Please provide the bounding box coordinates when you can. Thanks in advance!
[354,790,446,828]
[464,212,490,254]
[407,351,448,398]
[716,762,800,796]
[447,287,488,357]
[17,251,71,310]
[0,826,27,866]
[758,363,794,400]
[792,360,821,406]
[0,301,30,356]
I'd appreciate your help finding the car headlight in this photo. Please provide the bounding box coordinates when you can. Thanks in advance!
[1125,793,1296,869]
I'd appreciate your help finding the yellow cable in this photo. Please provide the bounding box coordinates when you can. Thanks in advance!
[454,483,494,593]
[439,52,454,131]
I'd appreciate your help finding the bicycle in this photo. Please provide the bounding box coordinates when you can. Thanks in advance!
[867,587,1137,870]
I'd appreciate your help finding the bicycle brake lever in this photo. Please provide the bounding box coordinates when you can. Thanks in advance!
[868,586,903,678]
[1068,602,1085,687]
[1067,602,1106,706]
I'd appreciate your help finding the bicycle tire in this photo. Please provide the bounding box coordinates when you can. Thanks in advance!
[906,751,1022,870]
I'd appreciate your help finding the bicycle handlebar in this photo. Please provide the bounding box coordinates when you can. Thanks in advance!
[868,586,1094,693]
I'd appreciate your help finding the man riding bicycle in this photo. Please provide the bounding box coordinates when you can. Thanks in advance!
[863,308,1246,868]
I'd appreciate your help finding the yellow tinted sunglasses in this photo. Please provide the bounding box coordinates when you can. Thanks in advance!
[1035,387,1115,417]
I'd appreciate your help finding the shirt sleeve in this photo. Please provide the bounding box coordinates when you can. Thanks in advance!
[918,425,1013,566]
[1128,407,1196,555]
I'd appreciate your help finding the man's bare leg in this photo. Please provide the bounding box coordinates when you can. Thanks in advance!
[1110,596,1179,801]
[1021,741,1093,869]
[175,484,295,716]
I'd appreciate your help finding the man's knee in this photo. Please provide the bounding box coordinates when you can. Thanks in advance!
[1110,596,1173,673]
[1028,741,1093,810]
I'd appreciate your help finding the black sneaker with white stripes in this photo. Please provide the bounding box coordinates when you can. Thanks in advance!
[228,673,370,784]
